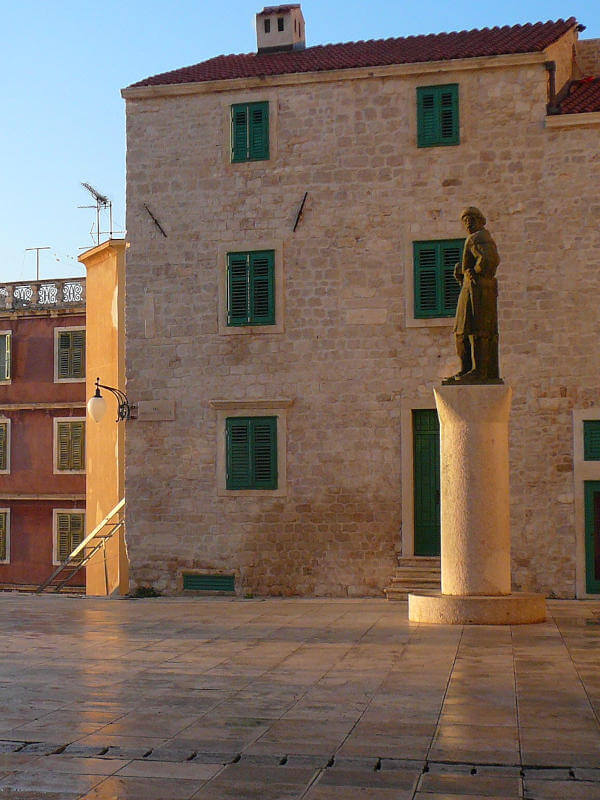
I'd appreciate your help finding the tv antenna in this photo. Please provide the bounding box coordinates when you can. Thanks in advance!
[25,246,50,281]
[79,182,113,245]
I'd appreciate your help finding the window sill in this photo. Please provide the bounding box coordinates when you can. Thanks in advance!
[406,317,454,329]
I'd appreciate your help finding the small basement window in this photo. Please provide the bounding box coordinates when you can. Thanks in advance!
[183,573,235,593]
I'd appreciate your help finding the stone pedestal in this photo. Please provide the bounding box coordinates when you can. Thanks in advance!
[408,384,546,625]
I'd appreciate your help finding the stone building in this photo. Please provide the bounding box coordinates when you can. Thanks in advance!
[0,278,86,589]
[121,7,600,598]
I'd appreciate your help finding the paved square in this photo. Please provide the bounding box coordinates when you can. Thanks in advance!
[0,595,599,799]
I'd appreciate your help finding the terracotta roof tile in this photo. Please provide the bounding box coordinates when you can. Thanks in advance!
[558,77,600,114]
[129,17,577,89]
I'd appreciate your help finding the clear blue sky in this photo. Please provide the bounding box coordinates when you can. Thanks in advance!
[2,0,598,283]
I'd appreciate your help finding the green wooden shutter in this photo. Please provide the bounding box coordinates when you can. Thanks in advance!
[231,102,269,162]
[57,513,71,561]
[57,423,71,470]
[441,242,462,315]
[584,421,600,460]
[57,512,85,562]
[414,243,440,317]
[58,331,85,379]
[57,332,71,378]
[71,331,85,379]
[226,418,251,489]
[70,513,85,561]
[70,422,85,471]
[248,102,269,160]
[231,105,249,162]
[252,417,277,489]
[0,513,6,561]
[0,423,7,472]
[250,251,275,325]
[0,334,10,381]
[57,421,85,471]
[227,250,275,326]
[417,84,459,147]
[226,417,277,489]
[417,88,438,147]
[414,239,464,318]
[227,253,250,325]
[440,86,459,144]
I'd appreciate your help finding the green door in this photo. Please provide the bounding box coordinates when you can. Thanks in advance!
[584,481,600,594]
[413,409,440,556]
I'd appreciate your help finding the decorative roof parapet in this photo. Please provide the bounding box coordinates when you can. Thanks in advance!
[0,278,86,312]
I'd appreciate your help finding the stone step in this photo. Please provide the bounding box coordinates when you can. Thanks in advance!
[384,557,441,601]
[389,570,441,581]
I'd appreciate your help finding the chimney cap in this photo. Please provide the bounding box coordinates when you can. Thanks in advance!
[257,4,300,15]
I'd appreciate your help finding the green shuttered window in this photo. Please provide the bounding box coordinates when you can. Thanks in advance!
[584,421,600,461]
[56,421,85,471]
[226,416,277,490]
[57,330,85,379]
[0,423,8,472]
[417,84,459,147]
[227,250,275,326]
[414,239,464,318]
[0,512,7,562]
[56,512,85,563]
[231,102,269,162]
[0,334,11,381]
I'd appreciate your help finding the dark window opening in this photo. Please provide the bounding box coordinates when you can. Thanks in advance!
[278,17,284,31]
[264,18,270,33]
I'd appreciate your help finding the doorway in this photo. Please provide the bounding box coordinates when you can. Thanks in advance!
[413,409,440,557]
[584,481,600,594]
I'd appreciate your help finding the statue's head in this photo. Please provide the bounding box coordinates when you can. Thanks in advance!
[461,206,486,234]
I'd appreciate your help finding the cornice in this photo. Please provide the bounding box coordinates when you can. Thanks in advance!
[122,52,547,100]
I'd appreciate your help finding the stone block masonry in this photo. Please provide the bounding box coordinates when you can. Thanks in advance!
[124,39,600,597]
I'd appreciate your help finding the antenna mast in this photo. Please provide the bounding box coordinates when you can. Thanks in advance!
[25,246,51,281]
[80,182,113,245]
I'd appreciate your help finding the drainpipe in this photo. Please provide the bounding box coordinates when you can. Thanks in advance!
[545,61,558,115]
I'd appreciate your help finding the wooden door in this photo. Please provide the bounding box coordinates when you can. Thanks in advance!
[413,409,440,557]
[585,481,600,594]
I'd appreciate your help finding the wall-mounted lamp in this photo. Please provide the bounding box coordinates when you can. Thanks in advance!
[88,377,134,423]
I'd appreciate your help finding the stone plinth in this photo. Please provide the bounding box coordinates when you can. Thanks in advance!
[409,591,546,625]
[409,384,546,625]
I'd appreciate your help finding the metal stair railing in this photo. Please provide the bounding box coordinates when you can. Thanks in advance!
[36,498,125,594]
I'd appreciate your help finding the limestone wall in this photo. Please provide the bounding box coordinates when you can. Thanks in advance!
[576,39,600,75]
[124,51,599,598]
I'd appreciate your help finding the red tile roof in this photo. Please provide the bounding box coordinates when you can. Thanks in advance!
[557,77,600,113]
[129,18,577,89]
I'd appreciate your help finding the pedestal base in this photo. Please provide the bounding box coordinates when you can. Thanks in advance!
[408,591,546,625]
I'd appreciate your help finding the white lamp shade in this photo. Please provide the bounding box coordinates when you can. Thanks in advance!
[88,394,107,423]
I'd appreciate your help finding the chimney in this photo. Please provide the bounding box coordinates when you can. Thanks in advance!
[256,4,306,54]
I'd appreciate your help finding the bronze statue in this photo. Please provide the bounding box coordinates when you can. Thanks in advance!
[444,207,502,384]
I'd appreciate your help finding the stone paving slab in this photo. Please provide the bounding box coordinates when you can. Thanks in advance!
[0,596,599,799]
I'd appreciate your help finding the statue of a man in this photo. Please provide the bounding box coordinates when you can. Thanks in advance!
[446,207,501,383]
